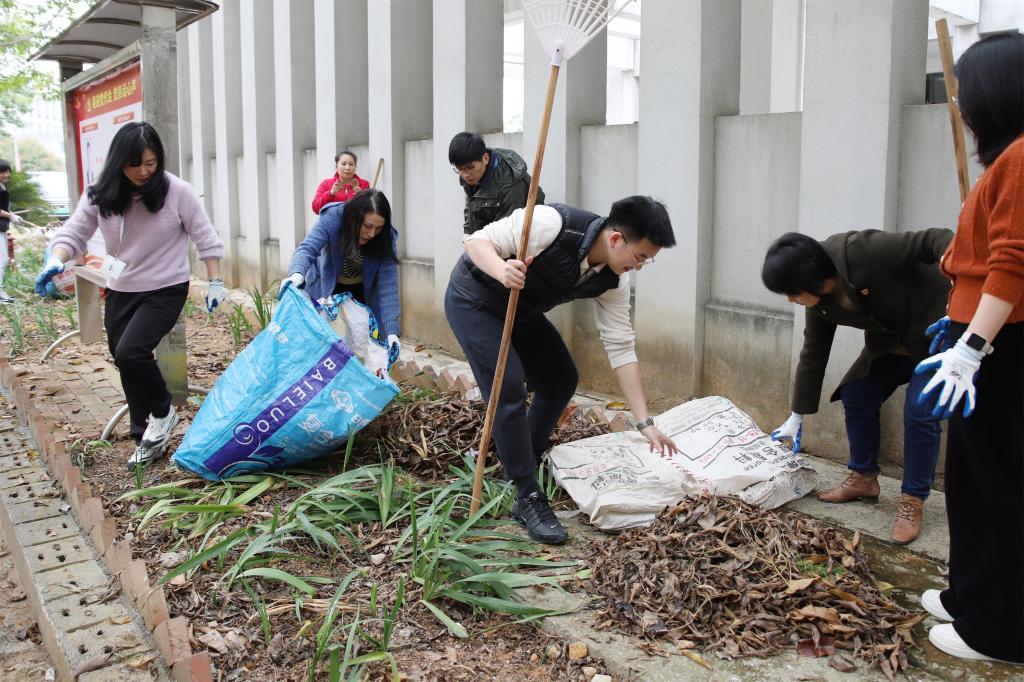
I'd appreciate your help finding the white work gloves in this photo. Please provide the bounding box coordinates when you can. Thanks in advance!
[771,412,803,452]
[278,273,304,299]
[205,278,226,312]
[8,214,22,225]
[915,335,985,419]
[387,334,400,365]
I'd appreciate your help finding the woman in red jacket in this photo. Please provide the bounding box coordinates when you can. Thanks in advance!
[311,150,369,214]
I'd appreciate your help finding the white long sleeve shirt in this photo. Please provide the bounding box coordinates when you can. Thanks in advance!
[464,206,638,369]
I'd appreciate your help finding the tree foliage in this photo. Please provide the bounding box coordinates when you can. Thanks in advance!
[0,0,86,132]
[4,170,53,226]
[0,137,63,172]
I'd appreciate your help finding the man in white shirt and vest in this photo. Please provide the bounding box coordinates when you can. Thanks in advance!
[445,195,679,544]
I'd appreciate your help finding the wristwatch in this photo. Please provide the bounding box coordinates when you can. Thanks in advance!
[633,416,655,431]
[963,332,994,355]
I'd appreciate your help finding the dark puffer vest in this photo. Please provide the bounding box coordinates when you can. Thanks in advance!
[450,203,620,319]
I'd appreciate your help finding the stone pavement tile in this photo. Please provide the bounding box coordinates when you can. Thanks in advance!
[2,479,60,506]
[48,590,136,634]
[0,464,50,489]
[24,535,91,574]
[6,495,66,526]
[34,557,111,604]
[80,665,162,681]
[0,452,37,474]
[14,514,79,547]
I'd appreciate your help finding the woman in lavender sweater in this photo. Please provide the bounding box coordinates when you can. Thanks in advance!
[35,122,225,469]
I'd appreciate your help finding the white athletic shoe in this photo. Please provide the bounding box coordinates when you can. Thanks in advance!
[921,589,953,621]
[928,623,1019,663]
[0,290,13,304]
[140,406,178,450]
[127,443,162,470]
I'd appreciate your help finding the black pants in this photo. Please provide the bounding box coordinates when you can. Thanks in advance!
[104,283,188,442]
[444,282,578,497]
[940,321,1023,662]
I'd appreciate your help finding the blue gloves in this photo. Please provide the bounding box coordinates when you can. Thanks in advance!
[387,334,401,366]
[925,316,951,354]
[915,336,985,419]
[205,278,226,312]
[34,255,65,297]
[771,412,803,452]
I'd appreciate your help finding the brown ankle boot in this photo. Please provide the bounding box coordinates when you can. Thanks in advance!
[816,471,880,503]
[891,494,924,545]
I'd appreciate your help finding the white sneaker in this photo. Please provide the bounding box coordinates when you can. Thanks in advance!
[140,406,178,449]
[921,589,953,621]
[928,623,1018,663]
[0,290,13,304]
[127,443,162,470]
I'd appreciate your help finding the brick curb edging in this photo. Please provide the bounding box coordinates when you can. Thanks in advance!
[0,352,213,682]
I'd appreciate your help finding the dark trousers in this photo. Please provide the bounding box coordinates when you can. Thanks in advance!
[839,353,942,499]
[104,283,188,442]
[444,283,578,497]
[939,322,1023,663]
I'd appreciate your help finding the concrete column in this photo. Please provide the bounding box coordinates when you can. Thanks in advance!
[770,0,804,113]
[176,27,191,181]
[634,0,741,402]
[314,0,369,178]
[430,0,503,343]
[188,19,216,223]
[212,0,244,286]
[793,0,928,458]
[797,0,927,237]
[273,0,317,274]
[522,17,605,207]
[367,0,433,238]
[740,0,773,114]
[141,5,179,174]
[238,0,276,289]
[59,61,83,205]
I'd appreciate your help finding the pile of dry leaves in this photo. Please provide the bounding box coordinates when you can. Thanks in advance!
[354,391,609,478]
[589,496,923,679]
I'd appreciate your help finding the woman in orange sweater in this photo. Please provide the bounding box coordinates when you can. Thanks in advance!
[914,32,1024,665]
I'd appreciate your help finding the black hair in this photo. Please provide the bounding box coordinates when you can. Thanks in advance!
[606,195,676,248]
[761,232,837,296]
[87,121,169,217]
[334,150,358,164]
[0,160,10,174]
[340,189,398,263]
[448,132,487,166]
[955,31,1024,168]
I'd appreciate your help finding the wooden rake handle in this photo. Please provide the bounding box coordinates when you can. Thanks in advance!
[936,18,971,203]
[469,63,561,516]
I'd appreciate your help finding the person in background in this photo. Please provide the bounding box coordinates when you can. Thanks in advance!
[0,159,22,304]
[34,122,225,469]
[449,132,544,235]
[761,228,952,546]
[281,189,400,364]
[445,196,678,545]
[311,150,370,215]
[912,32,1024,666]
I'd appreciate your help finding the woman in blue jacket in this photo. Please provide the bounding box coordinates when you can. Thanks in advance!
[279,189,401,359]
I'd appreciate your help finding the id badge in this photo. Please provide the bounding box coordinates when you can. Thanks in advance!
[100,255,127,279]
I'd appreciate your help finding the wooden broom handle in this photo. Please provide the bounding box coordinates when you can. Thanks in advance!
[371,158,384,189]
[936,18,971,203]
[469,63,561,516]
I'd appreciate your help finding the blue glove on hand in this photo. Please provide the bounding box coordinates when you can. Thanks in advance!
[915,336,984,419]
[34,255,65,297]
[205,278,226,312]
[925,316,951,354]
[387,334,401,366]
[771,412,803,452]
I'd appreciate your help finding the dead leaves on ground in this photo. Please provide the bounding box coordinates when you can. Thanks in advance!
[589,496,922,677]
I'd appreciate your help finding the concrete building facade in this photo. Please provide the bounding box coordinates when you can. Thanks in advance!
[170,0,1022,475]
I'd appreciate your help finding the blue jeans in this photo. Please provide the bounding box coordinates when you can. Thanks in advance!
[839,353,941,500]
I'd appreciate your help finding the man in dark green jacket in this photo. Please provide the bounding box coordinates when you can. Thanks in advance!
[449,132,544,234]
[761,228,953,546]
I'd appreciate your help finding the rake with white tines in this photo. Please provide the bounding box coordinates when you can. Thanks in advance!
[469,0,636,516]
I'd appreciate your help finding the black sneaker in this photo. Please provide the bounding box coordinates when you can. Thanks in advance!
[511,491,568,545]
